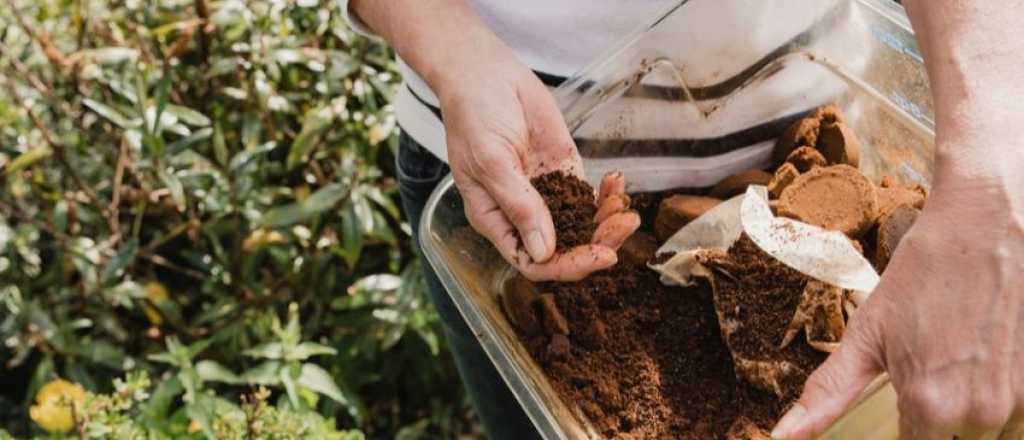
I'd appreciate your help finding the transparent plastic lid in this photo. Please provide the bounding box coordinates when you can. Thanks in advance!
[421,0,934,438]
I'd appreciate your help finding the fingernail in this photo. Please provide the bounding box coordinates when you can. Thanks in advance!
[525,230,549,262]
[771,404,807,440]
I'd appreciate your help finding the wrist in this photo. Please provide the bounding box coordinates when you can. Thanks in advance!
[365,1,517,101]
[931,142,1024,216]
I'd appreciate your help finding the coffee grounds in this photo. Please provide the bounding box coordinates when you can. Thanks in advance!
[528,263,786,439]
[701,235,828,400]
[531,171,598,252]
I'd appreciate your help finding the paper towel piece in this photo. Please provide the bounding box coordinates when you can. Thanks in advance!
[739,186,879,294]
[650,185,880,298]
[648,188,757,286]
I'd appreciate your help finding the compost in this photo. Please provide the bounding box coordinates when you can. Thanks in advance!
[501,106,927,439]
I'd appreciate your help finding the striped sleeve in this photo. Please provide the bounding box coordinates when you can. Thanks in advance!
[336,0,380,39]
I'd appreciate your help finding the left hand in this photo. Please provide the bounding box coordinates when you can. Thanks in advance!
[771,158,1024,439]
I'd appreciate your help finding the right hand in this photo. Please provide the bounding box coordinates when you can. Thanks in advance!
[436,44,639,282]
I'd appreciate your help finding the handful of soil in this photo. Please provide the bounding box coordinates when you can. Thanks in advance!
[530,171,598,251]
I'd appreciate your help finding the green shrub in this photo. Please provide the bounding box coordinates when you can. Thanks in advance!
[0,0,473,437]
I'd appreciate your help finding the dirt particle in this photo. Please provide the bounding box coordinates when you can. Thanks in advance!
[501,274,542,336]
[618,231,659,266]
[547,333,571,359]
[768,163,800,199]
[874,204,920,271]
[655,195,723,242]
[539,293,570,335]
[776,165,879,237]
[817,120,861,167]
[710,169,774,199]
[785,146,827,173]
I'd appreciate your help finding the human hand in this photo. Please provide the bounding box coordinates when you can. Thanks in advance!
[771,162,1024,439]
[436,44,639,282]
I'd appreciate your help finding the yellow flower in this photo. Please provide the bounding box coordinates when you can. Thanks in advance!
[187,419,202,433]
[368,124,389,146]
[294,185,311,202]
[145,281,169,302]
[242,229,286,252]
[29,379,86,433]
[143,281,169,325]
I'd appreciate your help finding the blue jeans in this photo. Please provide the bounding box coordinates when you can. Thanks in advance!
[395,133,541,440]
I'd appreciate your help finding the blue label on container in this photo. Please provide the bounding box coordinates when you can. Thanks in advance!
[900,161,927,186]
[891,92,931,124]
[869,24,924,63]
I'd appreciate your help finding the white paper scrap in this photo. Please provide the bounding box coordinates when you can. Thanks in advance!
[648,185,880,299]
[739,186,880,293]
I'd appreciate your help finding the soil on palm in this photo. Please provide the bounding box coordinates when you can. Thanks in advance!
[531,171,598,252]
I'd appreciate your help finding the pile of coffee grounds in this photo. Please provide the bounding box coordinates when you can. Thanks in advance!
[531,171,598,251]
[529,263,785,439]
[512,173,809,438]
[502,106,925,438]
[700,235,828,400]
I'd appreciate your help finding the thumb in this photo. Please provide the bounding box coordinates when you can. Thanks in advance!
[772,311,884,440]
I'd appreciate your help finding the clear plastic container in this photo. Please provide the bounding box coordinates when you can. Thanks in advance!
[421,0,933,438]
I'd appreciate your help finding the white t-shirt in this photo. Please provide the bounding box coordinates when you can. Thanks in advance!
[341,1,851,190]
[341,1,676,162]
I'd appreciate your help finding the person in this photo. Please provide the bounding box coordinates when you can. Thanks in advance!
[343,0,1024,438]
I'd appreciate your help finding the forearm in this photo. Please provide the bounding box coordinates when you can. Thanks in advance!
[349,0,517,97]
[904,1,1024,193]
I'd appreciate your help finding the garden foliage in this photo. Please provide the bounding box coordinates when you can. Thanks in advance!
[0,0,473,437]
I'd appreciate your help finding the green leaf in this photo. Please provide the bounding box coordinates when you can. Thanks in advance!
[259,183,347,228]
[364,185,400,220]
[165,104,212,127]
[141,376,183,422]
[70,340,126,369]
[84,47,139,64]
[166,127,213,154]
[5,146,52,174]
[212,122,228,166]
[351,192,375,234]
[102,280,146,308]
[83,98,139,129]
[147,352,177,365]
[187,338,214,358]
[280,363,301,409]
[152,74,172,134]
[337,203,363,267]
[240,360,282,385]
[101,239,138,284]
[285,107,332,170]
[297,362,351,407]
[326,50,360,79]
[185,394,218,440]
[157,168,186,212]
[229,141,277,172]
[290,342,337,360]
[243,342,284,359]
[195,360,241,384]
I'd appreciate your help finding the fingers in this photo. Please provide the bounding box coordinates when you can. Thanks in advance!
[470,147,556,263]
[593,211,641,249]
[598,171,626,206]
[459,176,528,265]
[595,194,630,224]
[518,244,618,282]
[772,311,884,439]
